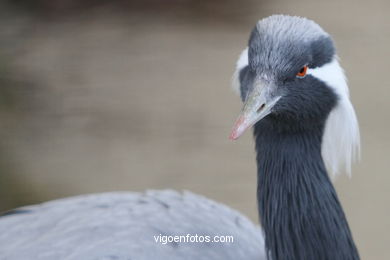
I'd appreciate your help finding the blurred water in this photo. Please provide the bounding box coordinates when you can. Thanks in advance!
[0,0,389,258]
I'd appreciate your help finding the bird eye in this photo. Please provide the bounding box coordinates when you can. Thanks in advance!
[296,65,308,78]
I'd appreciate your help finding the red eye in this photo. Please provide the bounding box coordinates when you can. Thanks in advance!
[296,65,308,78]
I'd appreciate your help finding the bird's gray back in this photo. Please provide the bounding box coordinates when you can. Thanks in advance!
[0,190,265,260]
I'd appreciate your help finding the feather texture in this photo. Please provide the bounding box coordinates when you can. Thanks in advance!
[0,190,265,260]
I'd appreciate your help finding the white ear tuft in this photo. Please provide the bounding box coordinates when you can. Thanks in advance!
[231,48,248,95]
[308,56,360,177]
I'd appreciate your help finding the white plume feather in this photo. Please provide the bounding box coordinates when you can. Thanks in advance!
[308,57,360,177]
[231,48,248,94]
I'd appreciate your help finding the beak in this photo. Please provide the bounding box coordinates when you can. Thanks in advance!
[229,81,280,140]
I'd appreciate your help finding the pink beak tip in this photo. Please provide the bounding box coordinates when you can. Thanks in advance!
[229,131,238,140]
[229,116,246,140]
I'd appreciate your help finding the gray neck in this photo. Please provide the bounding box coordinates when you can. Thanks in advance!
[254,118,359,260]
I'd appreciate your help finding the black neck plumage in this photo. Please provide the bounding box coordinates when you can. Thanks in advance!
[254,118,359,260]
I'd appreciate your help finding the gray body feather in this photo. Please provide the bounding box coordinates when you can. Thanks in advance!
[0,190,265,260]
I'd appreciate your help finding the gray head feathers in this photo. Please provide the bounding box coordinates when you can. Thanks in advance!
[256,15,328,44]
[249,15,334,79]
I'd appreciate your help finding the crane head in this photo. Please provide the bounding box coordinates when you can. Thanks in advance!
[230,15,360,177]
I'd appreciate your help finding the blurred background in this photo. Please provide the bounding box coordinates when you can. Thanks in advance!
[0,0,389,258]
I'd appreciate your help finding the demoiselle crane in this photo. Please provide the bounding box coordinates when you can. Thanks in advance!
[0,15,360,260]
